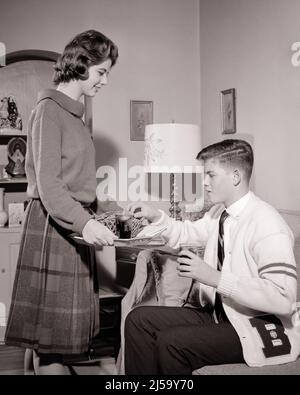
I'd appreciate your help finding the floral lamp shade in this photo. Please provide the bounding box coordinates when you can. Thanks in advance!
[144,123,202,174]
[144,123,202,220]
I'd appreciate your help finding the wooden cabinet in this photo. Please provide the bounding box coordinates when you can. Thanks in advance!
[0,50,60,343]
[0,50,61,213]
[96,246,142,293]
[115,246,142,290]
[0,227,21,342]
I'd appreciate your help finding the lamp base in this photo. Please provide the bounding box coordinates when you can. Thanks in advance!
[169,173,182,221]
[169,201,182,221]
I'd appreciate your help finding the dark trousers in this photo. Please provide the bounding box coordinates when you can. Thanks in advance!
[124,306,244,375]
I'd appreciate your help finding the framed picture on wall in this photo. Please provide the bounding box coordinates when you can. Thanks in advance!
[130,100,153,141]
[221,88,236,134]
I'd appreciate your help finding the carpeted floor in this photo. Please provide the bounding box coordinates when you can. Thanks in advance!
[0,345,24,375]
[0,345,116,375]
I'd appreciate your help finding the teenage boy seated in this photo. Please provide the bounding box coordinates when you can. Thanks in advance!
[124,139,300,375]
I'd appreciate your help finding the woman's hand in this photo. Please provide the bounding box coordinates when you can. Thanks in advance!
[127,202,161,223]
[177,249,221,288]
[82,219,117,246]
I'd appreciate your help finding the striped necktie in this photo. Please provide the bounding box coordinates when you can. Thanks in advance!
[215,210,229,321]
[217,210,229,270]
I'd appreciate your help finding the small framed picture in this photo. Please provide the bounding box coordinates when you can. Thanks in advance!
[8,202,25,227]
[130,100,153,141]
[221,88,236,134]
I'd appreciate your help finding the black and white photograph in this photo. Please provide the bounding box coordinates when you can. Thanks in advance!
[221,88,236,134]
[0,0,299,379]
[130,100,153,141]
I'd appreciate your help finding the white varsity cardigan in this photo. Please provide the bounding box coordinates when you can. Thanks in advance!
[154,192,300,367]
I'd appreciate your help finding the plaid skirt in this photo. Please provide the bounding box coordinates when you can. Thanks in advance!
[5,199,99,355]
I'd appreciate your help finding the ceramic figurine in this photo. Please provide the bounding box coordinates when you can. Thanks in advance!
[5,137,26,177]
[0,95,22,131]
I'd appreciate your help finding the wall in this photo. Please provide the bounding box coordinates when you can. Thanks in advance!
[0,0,201,282]
[200,0,300,211]
[0,0,201,209]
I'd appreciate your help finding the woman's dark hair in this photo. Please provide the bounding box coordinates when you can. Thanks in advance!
[53,29,118,84]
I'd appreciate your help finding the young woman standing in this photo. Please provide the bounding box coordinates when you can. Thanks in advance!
[5,30,118,375]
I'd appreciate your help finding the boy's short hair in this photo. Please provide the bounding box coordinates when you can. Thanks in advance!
[53,29,118,84]
[197,139,254,181]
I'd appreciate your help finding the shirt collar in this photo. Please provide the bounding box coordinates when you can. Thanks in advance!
[37,89,85,118]
[226,191,252,219]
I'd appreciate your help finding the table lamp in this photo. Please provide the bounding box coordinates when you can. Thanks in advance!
[144,123,201,220]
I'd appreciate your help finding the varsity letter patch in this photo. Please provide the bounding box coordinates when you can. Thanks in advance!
[249,314,291,358]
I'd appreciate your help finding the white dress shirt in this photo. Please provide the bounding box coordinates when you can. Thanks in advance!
[223,191,252,267]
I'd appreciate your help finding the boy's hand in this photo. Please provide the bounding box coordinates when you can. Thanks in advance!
[177,249,221,288]
[127,203,161,223]
[82,219,117,246]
